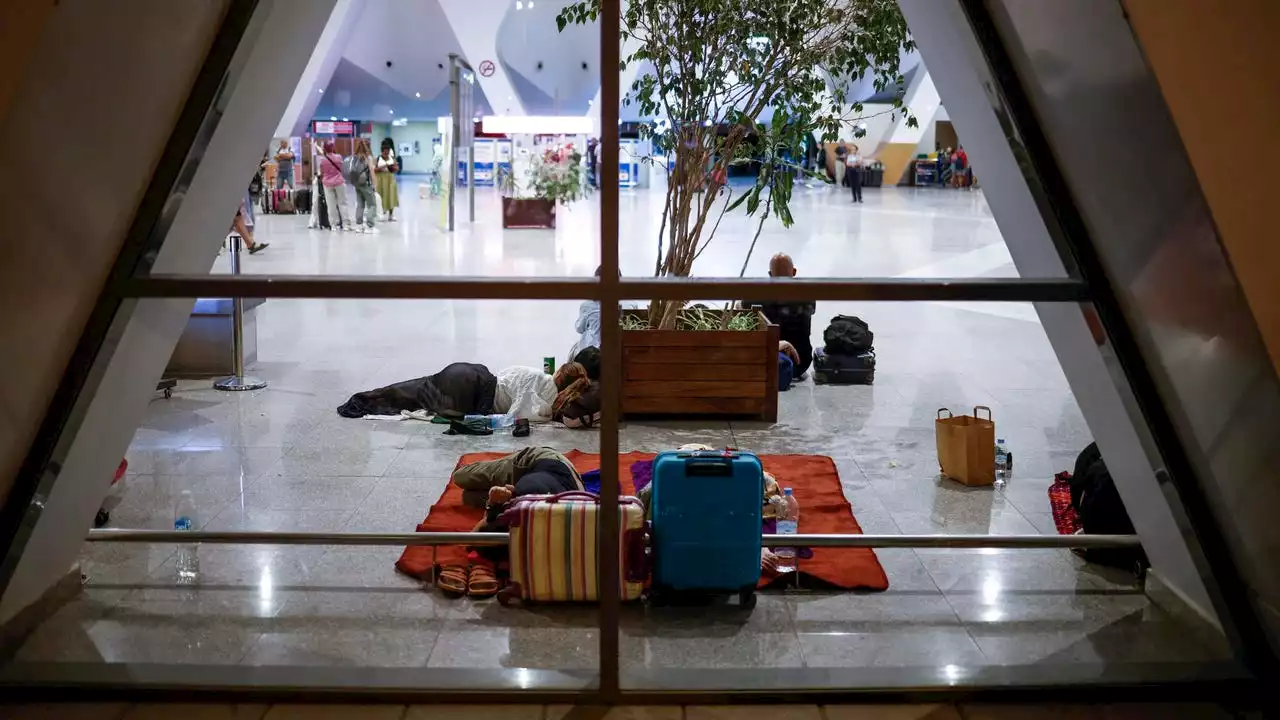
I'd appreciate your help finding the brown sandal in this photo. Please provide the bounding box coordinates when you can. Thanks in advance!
[437,565,468,597]
[467,565,501,599]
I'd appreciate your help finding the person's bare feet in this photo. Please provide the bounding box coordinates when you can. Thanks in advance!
[488,485,515,506]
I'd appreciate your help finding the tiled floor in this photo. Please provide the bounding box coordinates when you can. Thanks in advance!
[4,181,1227,676]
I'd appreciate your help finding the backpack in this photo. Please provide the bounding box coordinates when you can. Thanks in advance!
[1068,443,1148,572]
[823,315,874,355]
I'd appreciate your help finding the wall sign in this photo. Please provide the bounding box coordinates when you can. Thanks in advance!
[313,120,355,135]
[478,60,496,77]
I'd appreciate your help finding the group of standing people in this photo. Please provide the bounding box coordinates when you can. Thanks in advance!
[313,138,402,233]
[936,145,971,189]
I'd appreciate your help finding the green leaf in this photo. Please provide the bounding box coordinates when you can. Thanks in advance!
[725,192,751,212]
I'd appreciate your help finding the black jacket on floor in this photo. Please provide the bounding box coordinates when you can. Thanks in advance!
[336,362,497,418]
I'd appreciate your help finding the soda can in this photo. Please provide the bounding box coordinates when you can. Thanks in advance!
[543,356,556,375]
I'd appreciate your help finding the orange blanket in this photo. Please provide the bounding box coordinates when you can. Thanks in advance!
[395,450,888,592]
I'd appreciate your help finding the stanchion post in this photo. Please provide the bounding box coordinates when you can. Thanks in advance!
[214,233,267,392]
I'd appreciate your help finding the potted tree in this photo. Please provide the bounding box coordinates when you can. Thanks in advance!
[501,142,591,229]
[559,0,915,418]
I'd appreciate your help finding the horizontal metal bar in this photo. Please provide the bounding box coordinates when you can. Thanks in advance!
[86,529,1140,549]
[761,533,1141,548]
[122,275,1088,303]
[123,276,600,300]
[86,529,510,546]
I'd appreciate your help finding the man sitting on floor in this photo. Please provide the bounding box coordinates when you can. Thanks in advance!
[742,253,816,379]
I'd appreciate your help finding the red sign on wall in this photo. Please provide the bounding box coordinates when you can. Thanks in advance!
[313,120,355,135]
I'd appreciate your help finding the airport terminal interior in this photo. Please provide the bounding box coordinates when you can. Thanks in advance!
[2,0,1276,710]
[13,184,1228,672]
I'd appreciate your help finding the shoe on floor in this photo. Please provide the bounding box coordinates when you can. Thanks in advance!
[367,226,380,234]
[355,226,365,234]
[248,242,269,254]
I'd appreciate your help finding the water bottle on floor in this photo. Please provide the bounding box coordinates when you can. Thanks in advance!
[773,488,800,573]
[995,439,1011,487]
[173,489,199,582]
[463,413,517,429]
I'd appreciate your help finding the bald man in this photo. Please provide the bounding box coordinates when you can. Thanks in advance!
[742,253,816,378]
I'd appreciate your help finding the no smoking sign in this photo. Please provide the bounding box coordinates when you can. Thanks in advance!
[478,60,496,77]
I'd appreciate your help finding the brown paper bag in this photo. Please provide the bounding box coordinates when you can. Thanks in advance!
[936,406,996,486]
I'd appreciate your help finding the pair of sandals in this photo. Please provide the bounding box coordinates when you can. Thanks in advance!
[437,564,501,599]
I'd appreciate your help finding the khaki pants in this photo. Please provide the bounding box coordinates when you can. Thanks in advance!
[453,446,583,508]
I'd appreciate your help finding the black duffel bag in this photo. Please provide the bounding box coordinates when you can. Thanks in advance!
[1069,442,1148,573]
[823,315,874,355]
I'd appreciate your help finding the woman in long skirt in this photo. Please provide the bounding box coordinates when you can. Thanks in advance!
[375,144,401,221]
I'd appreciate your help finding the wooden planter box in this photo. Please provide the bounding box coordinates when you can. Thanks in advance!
[621,309,780,421]
[502,197,556,229]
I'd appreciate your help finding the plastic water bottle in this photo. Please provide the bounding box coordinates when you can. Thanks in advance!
[773,488,800,573]
[173,490,199,582]
[463,413,516,429]
[995,439,1011,487]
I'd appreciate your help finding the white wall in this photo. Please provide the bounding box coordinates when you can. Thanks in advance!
[275,0,367,137]
[496,0,599,114]
[373,121,442,174]
[341,0,460,102]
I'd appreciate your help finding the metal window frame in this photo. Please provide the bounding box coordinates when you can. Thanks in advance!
[956,0,1274,682]
[0,0,1265,704]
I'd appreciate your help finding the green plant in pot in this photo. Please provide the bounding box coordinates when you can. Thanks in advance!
[502,143,591,228]
[559,0,915,329]
[528,143,592,204]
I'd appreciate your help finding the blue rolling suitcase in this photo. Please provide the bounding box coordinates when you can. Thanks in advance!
[650,449,763,607]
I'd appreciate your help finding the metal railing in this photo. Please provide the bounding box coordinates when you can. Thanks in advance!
[86,528,1141,549]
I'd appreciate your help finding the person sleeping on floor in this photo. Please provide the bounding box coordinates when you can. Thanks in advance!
[436,445,787,598]
[437,446,584,597]
[336,355,602,428]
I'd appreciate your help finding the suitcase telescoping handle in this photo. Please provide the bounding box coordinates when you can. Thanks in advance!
[682,450,737,477]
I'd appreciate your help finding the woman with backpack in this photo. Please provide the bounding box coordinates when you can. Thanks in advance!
[315,140,351,231]
[349,139,378,234]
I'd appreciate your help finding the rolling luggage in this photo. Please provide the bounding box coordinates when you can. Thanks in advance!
[317,184,331,229]
[496,491,648,605]
[812,347,875,385]
[277,189,296,214]
[650,449,763,607]
[294,186,311,214]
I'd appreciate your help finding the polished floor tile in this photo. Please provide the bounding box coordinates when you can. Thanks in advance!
[798,626,987,668]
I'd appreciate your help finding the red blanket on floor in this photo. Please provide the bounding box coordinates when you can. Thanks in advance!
[395,450,889,592]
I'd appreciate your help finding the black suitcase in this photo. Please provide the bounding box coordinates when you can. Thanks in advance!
[295,187,311,214]
[317,185,331,229]
[813,347,875,385]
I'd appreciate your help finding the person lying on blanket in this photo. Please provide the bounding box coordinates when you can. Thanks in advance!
[439,447,583,597]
